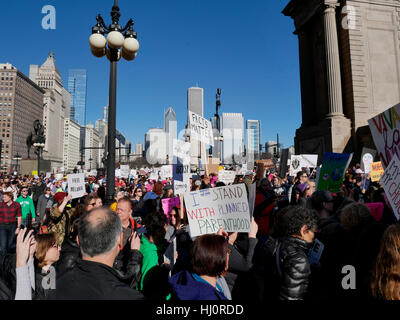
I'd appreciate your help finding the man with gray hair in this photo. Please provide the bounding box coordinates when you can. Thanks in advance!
[49,207,143,300]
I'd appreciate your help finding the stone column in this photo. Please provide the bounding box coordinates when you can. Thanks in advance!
[323,2,344,117]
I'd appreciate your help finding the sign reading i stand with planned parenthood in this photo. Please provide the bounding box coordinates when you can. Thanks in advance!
[183,184,251,237]
[188,111,214,146]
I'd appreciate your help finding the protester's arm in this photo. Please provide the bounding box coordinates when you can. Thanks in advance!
[15,229,34,300]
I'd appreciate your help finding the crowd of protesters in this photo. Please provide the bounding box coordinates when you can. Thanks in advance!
[0,163,399,301]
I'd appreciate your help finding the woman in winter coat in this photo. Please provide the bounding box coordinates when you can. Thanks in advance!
[36,187,54,225]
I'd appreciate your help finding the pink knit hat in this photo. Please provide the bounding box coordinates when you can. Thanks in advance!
[366,203,384,222]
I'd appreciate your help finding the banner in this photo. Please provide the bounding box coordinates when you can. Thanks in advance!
[67,173,85,199]
[370,161,384,182]
[368,103,400,168]
[161,197,180,217]
[316,152,353,193]
[160,165,173,179]
[188,111,214,146]
[380,155,400,220]
[184,184,251,237]
[173,139,190,164]
[290,155,302,176]
[120,165,129,178]
[218,170,236,185]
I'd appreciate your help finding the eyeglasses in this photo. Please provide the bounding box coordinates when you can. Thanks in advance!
[89,202,96,206]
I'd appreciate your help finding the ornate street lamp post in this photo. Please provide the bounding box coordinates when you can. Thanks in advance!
[89,0,139,204]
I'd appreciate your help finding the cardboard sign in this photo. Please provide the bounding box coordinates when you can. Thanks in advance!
[173,139,190,164]
[120,165,129,178]
[317,152,353,193]
[160,165,173,179]
[67,173,85,199]
[290,155,302,176]
[370,161,384,182]
[188,111,214,146]
[368,103,400,168]
[256,159,274,168]
[184,184,251,237]
[218,170,236,185]
[207,158,220,175]
[380,155,400,220]
[161,197,180,216]
[255,162,265,181]
[300,154,318,168]
[362,153,374,174]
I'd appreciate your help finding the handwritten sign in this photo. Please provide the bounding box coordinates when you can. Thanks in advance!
[120,165,129,178]
[368,103,400,168]
[188,111,214,146]
[317,152,353,193]
[380,155,400,220]
[161,197,180,218]
[218,170,236,185]
[183,184,251,237]
[160,165,173,179]
[370,161,384,182]
[67,173,85,199]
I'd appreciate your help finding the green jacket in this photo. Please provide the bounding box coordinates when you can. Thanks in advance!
[138,236,160,291]
[16,195,36,220]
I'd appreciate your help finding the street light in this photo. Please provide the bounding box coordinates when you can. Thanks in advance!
[89,0,139,204]
[13,153,22,173]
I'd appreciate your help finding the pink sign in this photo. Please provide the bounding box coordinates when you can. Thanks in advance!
[161,197,180,219]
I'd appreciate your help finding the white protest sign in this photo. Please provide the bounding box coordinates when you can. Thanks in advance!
[362,153,374,174]
[160,165,173,179]
[89,170,97,177]
[218,170,236,185]
[45,172,51,179]
[55,173,63,181]
[380,155,400,220]
[173,162,191,195]
[120,165,129,178]
[67,173,85,199]
[115,169,122,178]
[173,179,190,195]
[173,139,190,164]
[300,154,318,168]
[188,111,214,146]
[290,155,302,176]
[184,184,251,237]
[149,172,158,181]
[130,169,137,178]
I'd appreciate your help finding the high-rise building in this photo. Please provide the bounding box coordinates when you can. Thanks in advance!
[187,87,204,167]
[246,120,261,162]
[29,51,70,171]
[80,122,99,170]
[135,143,143,156]
[145,128,167,165]
[0,63,44,172]
[164,106,177,164]
[63,118,81,172]
[103,106,108,123]
[67,69,87,126]
[221,113,244,164]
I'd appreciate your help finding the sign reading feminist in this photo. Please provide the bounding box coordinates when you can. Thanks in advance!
[183,184,251,237]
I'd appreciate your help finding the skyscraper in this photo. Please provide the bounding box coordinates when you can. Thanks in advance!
[221,113,244,164]
[68,69,87,126]
[246,120,261,162]
[187,87,204,167]
[164,106,177,164]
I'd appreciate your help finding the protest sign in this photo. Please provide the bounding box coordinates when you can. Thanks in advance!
[173,139,190,164]
[89,170,97,177]
[45,172,51,179]
[218,170,236,185]
[317,152,353,193]
[115,169,121,178]
[120,165,129,178]
[360,147,376,173]
[290,155,302,176]
[32,170,38,176]
[67,173,85,199]
[173,162,191,195]
[206,158,220,175]
[279,149,289,178]
[380,155,400,220]
[160,165,173,179]
[255,162,265,181]
[368,103,400,168]
[149,172,158,181]
[55,173,63,180]
[183,184,251,237]
[174,180,190,195]
[161,197,180,217]
[130,169,137,178]
[362,153,374,174]
[188,111,214,146]
[300,154,318,168]
[370,161,384,182]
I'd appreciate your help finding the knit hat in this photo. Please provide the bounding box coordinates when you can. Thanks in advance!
[53,192,67,203]
[296,183,309,193]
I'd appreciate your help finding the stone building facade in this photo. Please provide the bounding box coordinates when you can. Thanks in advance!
[283,0,400,162]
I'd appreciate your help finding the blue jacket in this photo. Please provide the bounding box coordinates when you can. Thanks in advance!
[169,270,227,300]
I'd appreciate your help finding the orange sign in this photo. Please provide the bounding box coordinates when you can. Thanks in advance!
[370,161,384,182]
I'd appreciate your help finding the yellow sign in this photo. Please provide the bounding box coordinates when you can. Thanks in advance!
[32,170,38,176]
[370,161,384,182]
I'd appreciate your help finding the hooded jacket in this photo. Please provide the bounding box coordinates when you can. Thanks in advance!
[169,270,227,300]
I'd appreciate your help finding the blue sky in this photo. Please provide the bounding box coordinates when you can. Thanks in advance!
[0,0,301,149]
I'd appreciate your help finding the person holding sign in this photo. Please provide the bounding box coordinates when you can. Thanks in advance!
[47,192,73,247]
[169,234,230,300]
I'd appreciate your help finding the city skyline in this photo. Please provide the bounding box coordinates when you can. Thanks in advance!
[0,0,300,150]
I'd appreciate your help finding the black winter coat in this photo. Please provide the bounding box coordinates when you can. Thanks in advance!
[56,239,81,278]
[48,259,144,300]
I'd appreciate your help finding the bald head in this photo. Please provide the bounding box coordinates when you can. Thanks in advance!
[78,207,122,258]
